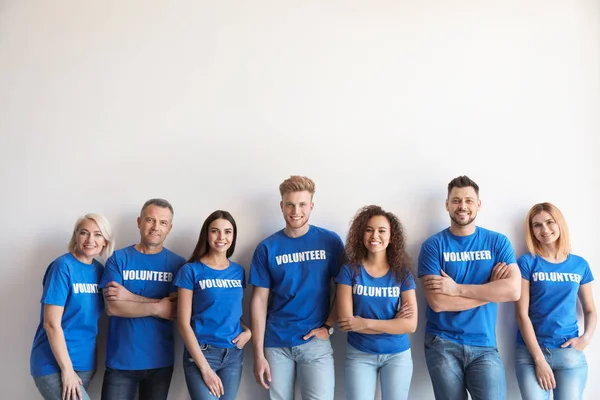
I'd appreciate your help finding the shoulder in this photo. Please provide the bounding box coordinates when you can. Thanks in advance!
[256,229,286,248]
[477,227,509,241]
[161,247,186,263]
[517,253,535,264]
[566,254,589,267]
[421,229,448,248]
[49,253,76,273]
[229,261,246,272]
[310,225,342,242]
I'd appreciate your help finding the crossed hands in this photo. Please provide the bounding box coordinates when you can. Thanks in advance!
[338,302,415,332]
[103,281,176,320]
[422,262,510,296]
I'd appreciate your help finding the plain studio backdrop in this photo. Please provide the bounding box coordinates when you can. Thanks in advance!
[1,1,598,399]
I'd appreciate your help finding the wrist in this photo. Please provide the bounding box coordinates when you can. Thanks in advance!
[322,323,334,336]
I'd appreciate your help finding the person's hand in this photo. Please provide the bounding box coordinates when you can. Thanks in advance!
[103,281,133,301]
[303,326,330,340]
[490,262,509,281]
[254,356,271,389]
[423,270,460,296]
[561,336,589,351]
[396,302,414,319]
[200,365,224,398]
[534,358,556,391]
[338,316,369,332]
[61,368,83,400]
[153,297,176,320]
[232,329,252,349]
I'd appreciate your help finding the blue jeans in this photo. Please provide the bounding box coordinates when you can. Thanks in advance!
[33,370,94,400]
[183,345,243,400]
[424,335,506,400]
[264,338,335,400]
[100,365,173,400]
[345,343,412,400]
[515,344,588,400]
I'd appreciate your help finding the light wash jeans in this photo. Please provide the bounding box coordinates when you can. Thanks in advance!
[264,338,334,400]
[183,345,243,400]
[515,344,588,400]
[33,370,94,400]
[345,343,412,400]
[424,335,506,400]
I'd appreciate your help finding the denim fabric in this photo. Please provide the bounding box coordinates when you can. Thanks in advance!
[424,335,506,400]
[345,343,412,400]
[33,370,94,400]
[264,338,335,400]
[515,344,588,400]
[183,345,243,400]
[100,365,173,400]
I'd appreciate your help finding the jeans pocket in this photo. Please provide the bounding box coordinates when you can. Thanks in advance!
[425,335,440,344]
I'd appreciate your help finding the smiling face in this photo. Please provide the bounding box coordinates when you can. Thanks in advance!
[280,190,314,232]
[206,218,235,256]
[137,204,173,249]
[363,215,391,255]
[74,218,106,263]
[446,186,481,229]
[531,211,560,248]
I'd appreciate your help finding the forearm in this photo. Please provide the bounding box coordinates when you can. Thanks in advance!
[251,297,267,359]
[457,279,520,303]
[325,293,338,327]
[45,325,74,372]
[426,292,488,312]
[581,310,597,341]
[516,313,545,362]
[178,322,209,370]
[105,299,159,318]
[364,316,417,335]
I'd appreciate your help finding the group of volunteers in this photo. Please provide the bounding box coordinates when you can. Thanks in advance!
[29,175,596,400]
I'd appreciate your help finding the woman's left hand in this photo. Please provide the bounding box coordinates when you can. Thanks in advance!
[338,316,368,332]
[232,329,252,349]
[561,336,589,351]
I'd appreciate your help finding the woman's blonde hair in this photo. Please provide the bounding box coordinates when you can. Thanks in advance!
[68,213,115,260]
[525,202,571,257]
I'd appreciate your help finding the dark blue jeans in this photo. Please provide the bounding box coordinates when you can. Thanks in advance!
[424,335,506,400]
[183,345,243,400]
[100,365,173,400]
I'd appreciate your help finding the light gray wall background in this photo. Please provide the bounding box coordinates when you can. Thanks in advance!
[1,1,598,399]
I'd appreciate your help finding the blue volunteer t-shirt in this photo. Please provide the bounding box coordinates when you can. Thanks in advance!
[249,225,345,347]
[517,253,594,348]
[30,253,104,376]
[418,227,516,347]
[99,245,185,370]
[336,264,416,354]
[174,261,246,349]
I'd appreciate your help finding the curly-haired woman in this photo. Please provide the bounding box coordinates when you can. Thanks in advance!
[336,205,417,400]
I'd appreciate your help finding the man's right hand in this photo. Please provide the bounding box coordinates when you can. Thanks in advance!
[103,281,133,301]
[490,262,509,281]
[153,297,176,320]
[254,355,271,389]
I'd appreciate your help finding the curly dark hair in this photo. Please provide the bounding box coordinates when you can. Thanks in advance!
[345,205,412,283]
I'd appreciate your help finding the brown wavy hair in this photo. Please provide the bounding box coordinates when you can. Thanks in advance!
[345,205,412,283]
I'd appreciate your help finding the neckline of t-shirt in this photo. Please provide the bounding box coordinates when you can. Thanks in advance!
[281,225,314,239]
[538,254,571,265]
[130,244,165,256]
[446,226,479,240]
[68,252,96,266]
[361,264,391,280]
[198,260,232,271]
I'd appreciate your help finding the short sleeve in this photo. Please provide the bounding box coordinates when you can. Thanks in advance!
[401,271,416,291]
[41,261,71,307]
[335,264,354,286]
[517,254,532,280]
[496,234,517,265]
[328,234,346,278]
[173,264,195,290]
[418,241,441,277]
[99,253,123,288]
[580,259,594,285]
[249,244,271,288]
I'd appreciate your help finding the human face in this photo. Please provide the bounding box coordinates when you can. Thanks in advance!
[446,186,481,227]
[363,215,391,255]
[280,190,314,231]
[137,204,173,249]
[207,218,234,255]
[531,211,560,247]
[74,218,106,263]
